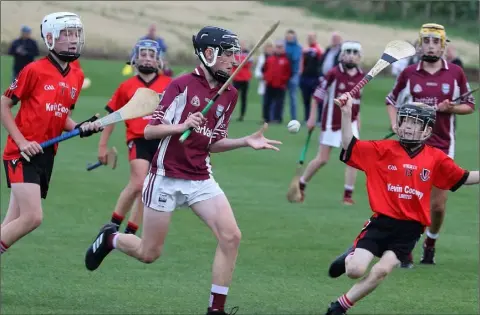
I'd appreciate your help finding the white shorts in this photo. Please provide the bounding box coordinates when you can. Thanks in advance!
[319,121,359,148]
[142,174,224,212]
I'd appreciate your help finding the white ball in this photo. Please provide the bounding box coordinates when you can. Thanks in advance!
[287,120,301,133]
[82,77,91,90]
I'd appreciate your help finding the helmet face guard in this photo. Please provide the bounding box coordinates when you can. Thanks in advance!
[131,39,163,74]
[41,12,85,62]
[396,102,436,146]
[192,26,241,83]
[419,23,448,63]
[339,41,362,69]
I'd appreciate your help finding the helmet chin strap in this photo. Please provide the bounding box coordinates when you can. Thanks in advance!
[50,49,80,62]
[137,65,157,74]
[422,55,440,63]
[343,62,357,69]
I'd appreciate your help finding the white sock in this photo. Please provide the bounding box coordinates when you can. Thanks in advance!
[211,284,229,295]
[426,229,439,239]
[344,185,354,191]
[300,176,306,184]
[112,233,119,249]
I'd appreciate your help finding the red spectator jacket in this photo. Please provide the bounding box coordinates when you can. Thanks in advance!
[232,50,253,82]
[263,54,291,89]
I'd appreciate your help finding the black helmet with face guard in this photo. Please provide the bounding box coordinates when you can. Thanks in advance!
[192,26,240,83]
[396,102,436,147]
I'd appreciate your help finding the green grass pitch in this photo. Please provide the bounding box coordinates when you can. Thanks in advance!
[1,56,478,314]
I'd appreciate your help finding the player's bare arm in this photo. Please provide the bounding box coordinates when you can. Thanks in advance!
[98,125,115,164]
[306,97,318,130]
[465,171,479,185]
[209,122,281,153]
[337,93,354,150]
[437,99,474,115]
[144,111,206,140]
[0,95,43,156]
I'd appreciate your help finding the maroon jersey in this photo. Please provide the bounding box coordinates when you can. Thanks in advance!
[313,64,363,131]
[149,67,238,180]
[386,59,475,156]
[3,56,84,159]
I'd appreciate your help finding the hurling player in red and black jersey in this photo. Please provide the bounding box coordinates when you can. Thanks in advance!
[0,12,101,256]
[97,39,171,235]
[323,93,478,315]
[386,24,475,266]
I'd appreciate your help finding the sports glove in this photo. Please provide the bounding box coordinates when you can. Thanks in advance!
[75,114,103,138]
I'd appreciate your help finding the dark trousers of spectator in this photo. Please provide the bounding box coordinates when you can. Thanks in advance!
[233,80,249,120]
[300,75,322,122]
[263,85,286,123]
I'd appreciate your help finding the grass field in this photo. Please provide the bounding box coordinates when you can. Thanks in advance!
[0,55,478,315]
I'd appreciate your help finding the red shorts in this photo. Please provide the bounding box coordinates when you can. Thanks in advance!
[127,138,160,162]
[3,147,55,199]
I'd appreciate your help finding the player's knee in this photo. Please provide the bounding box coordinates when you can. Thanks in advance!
[314,157,327,168]
[218,227,242,250]
[345,264,368,279]
[139,248,162,264]
[370,263,392,281]
[21,210,43,231]
[130,178,144,194]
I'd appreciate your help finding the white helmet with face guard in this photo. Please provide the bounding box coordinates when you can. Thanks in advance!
[40,12,85,62]
[339,41,362,69]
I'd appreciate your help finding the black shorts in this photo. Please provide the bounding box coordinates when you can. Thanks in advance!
[127,138,160,162]
[3,147,55,199]
[353,214,425,262]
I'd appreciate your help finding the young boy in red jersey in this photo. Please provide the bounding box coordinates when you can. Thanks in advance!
[324,93,479,315]
[0,12,101,255]
[97,39,172,235]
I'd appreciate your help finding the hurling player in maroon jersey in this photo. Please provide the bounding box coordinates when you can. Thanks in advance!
[386,23,475,267]
[324,93,478,315]
[97,39,171,236]
[85,26,281,315]
[300,41,365,205]
[0,12,101,256]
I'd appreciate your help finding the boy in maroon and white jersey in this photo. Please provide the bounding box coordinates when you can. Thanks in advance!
[385,23,475,267]
[298,41,365,205]
[85,26,281,315]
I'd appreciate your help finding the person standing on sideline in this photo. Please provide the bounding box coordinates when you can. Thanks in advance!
[300,32,323,122]
[8,26,39,82]
[262,40,291,123]
[255,41,274,121]
[232,41,253,121]
[285,29,303,121]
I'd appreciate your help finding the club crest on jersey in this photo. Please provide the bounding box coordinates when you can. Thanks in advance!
[441,83,450,95]
[216,105,224,118]
[420,168,430,181]
[413,84,422,93]
[70,87,77,99]
[191,95,200,107]
[338,83,346,90]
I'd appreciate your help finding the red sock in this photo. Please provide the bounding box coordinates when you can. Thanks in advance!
[124,221,138,234]
[337,294,354,311]
[209,284,228,311]
[111,212,124,226]
[0,241,9,255]
[344,188,353,199]
[424,236,436,248]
